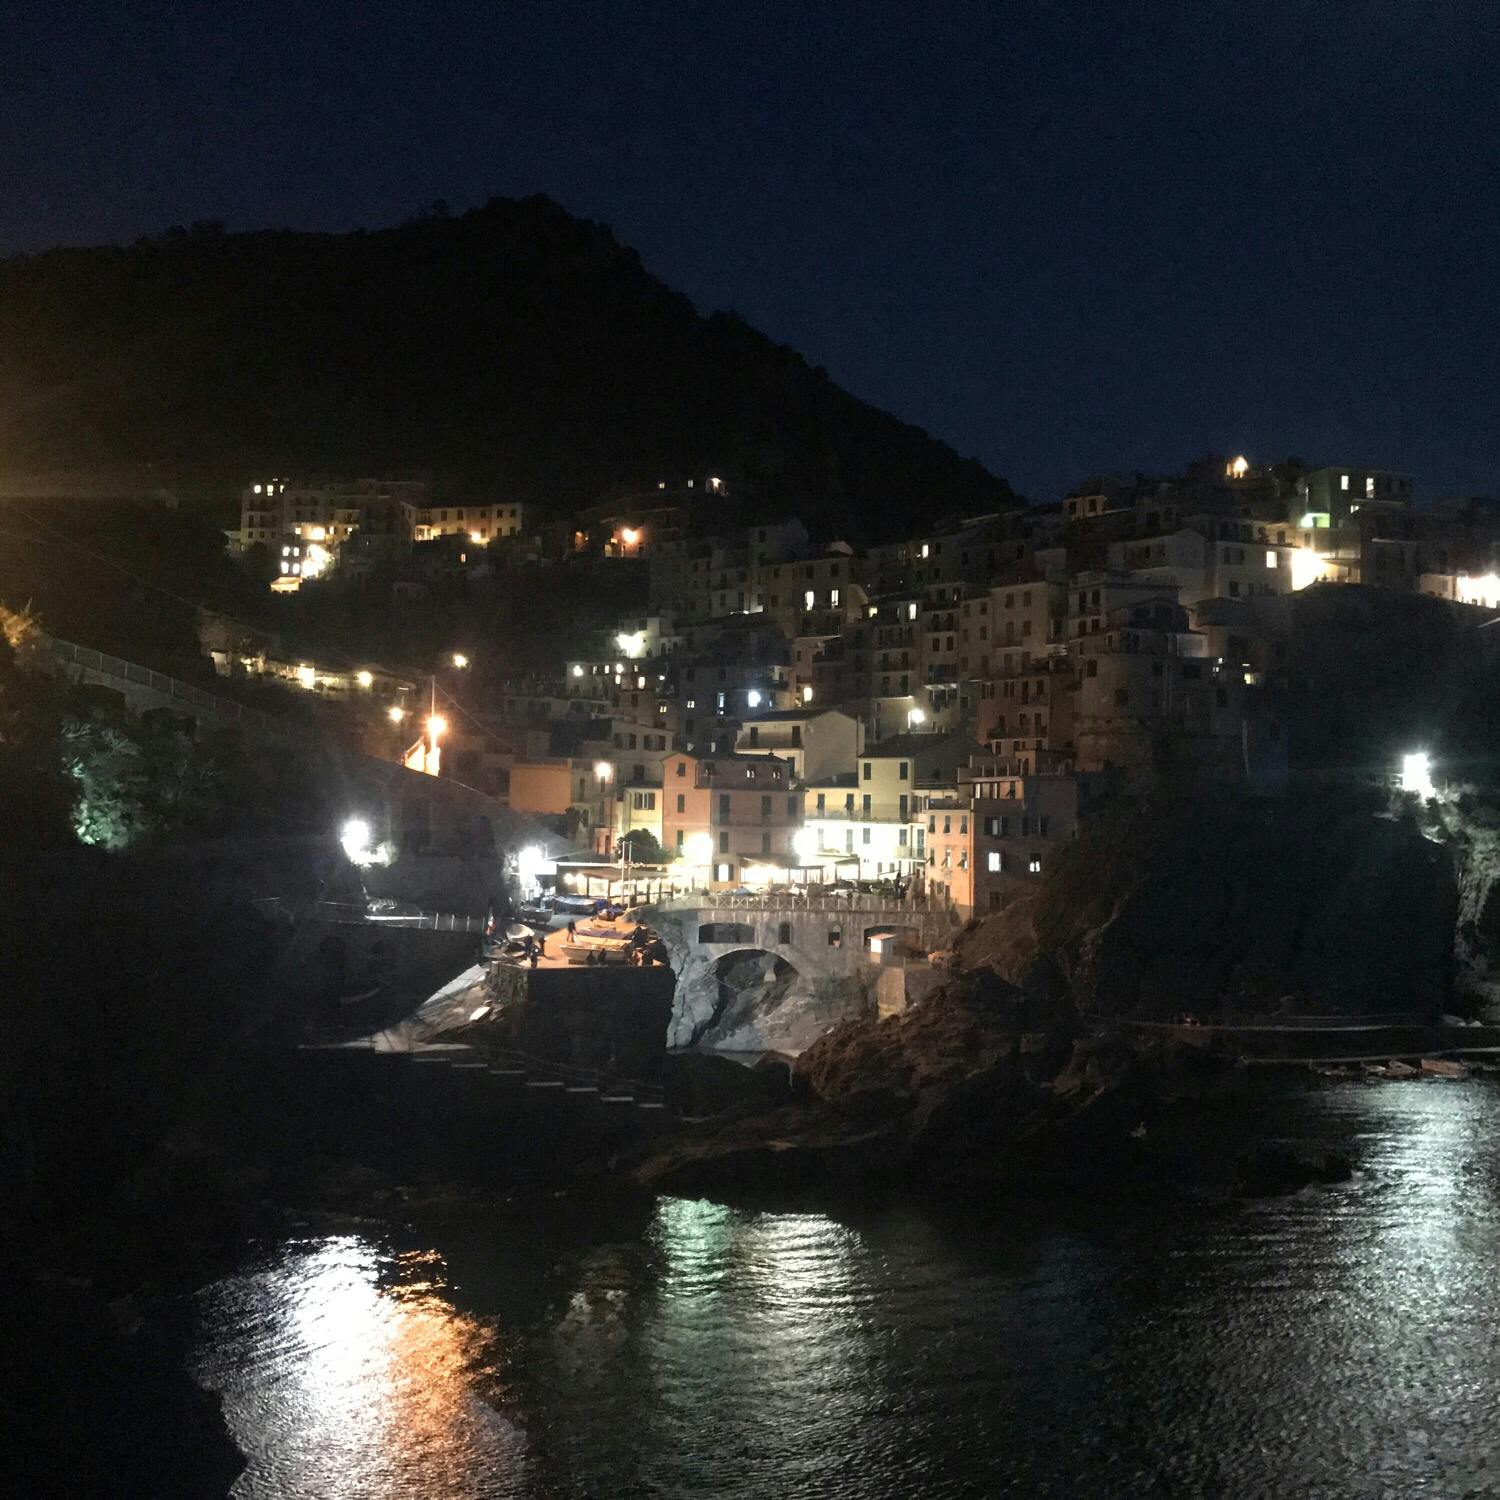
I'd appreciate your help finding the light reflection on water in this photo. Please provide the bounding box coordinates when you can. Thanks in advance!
[195,1083,1500,1497]
[194,1237,527,1498]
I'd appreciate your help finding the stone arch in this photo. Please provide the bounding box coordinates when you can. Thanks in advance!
[691,947,801,1048]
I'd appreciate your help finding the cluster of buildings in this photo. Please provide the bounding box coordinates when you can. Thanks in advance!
[236,457,1500,916]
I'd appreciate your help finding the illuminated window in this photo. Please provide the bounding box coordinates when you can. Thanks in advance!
[1341,474,1350,491]
[1265,550,1277,568]
[987,851,1001,872]
[1365,476,1375,498]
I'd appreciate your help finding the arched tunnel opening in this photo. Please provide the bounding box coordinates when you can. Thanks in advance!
[691,948,801,1049]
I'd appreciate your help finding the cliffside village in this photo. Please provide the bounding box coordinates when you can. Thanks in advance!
[227,457,1500,917]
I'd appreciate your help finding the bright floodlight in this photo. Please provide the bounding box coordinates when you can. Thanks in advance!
[451,653,469,669]
[340,817,372,864]
[469,531,483,544]
[747,689,762,707]
[908,707,926,726]
[571,663,584,677]
[685,833,713,865]
[620,527,640,545]
[427,714,448,739]
[387,705,406,724]
[594,761,613,781]
[356,669,373,688]
[1400,752,1434,798]
[793,828,819,863]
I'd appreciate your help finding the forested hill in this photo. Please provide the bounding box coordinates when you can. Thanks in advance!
[0,196,1012,541]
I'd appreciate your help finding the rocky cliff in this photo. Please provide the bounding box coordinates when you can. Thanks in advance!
[957,785,1458,1021]
[630,968,1230,1197]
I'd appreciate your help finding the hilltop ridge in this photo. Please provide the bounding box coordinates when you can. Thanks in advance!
[0,195,1013,541]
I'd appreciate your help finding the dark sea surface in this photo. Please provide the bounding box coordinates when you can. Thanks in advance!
[191,1081,1500,1498]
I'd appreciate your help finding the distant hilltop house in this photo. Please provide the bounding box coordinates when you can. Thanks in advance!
[234,475,524,590]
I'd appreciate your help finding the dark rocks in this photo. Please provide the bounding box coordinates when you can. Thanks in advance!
[955,785,1459,1023]
[662,1051,794,1116]
[629,970,1243,1198]
[1231,1144,1354,1198]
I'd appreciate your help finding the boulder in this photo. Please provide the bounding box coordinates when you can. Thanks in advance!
[1231,1144,1353,1198]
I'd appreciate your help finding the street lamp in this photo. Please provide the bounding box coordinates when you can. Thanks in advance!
[908,707,927,728]
[387,705,406,724]
[451,653,469,669]
[356,669,373,688]
[1400,751,1434,798]
[340,817,373,865]
[594,761,614,782]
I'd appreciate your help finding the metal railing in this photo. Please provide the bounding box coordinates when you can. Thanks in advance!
[648,888,953,915]
[315,901,486,932]
[806,804,915,822]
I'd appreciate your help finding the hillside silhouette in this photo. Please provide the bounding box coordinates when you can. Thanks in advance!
[0,196,1012,540]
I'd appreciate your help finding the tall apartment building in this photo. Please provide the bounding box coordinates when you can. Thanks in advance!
[660,751,802,887]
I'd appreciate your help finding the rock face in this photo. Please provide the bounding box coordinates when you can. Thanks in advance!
[957,787,1458,1021]
[630,970,1230,1197]
[477,963,675,1083]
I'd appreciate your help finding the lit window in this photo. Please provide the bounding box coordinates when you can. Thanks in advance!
[804,590,815,609]
[830,588,840,606]
[921,543,930,558]
[1028,855,1042,873]
[1341,474,1350,491]
[1265,550,1277,568]
[987,851,1001,872]
[1365,476,1375,499]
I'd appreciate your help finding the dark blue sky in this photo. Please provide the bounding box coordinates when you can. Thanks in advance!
[2,1,1497,500]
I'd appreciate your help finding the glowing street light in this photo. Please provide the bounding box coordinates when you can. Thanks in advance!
[356,669,373,688]
[427,713,448,740]
[387,705,406,724]
[620,527,640,546]
[1400,751,1434,798]
[451,653,469,669]
[908,707,927,727]
[793,827,820,864]
[685,833,713,866]
[594,761,614,782]
[747,689,762,708]
[340,817,373,865]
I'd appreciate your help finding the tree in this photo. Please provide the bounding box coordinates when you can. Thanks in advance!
[619,828,666,864]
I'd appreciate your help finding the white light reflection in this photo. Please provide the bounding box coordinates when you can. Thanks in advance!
[194,1236,524,1497]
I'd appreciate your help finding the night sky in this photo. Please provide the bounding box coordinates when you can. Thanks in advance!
[3,1,1497,501]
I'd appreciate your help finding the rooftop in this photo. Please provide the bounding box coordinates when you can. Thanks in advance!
[862,732,955,759]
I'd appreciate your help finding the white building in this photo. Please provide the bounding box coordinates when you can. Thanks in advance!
[734,707,863,783]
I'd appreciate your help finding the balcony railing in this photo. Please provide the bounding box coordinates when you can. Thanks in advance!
[805,803,916,823]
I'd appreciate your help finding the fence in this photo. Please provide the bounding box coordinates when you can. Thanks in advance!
[316,901,487,933]
[648,888,952,916]
[50,636,321,743]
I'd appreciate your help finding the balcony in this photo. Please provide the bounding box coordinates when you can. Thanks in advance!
[805,803,916,824]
